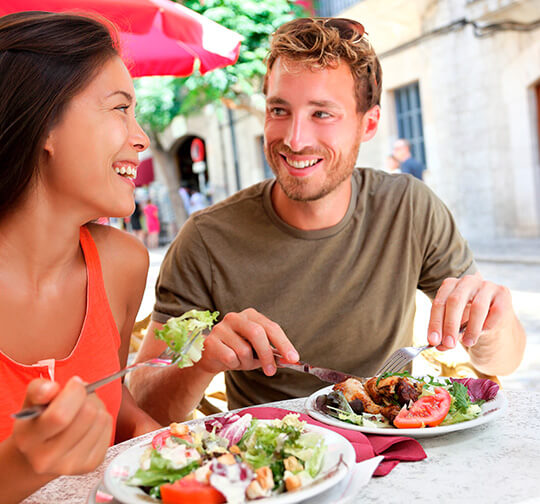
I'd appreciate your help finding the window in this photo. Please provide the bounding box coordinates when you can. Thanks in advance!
[395,82,427,166]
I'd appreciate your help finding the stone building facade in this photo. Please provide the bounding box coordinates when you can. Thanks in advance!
[158,0,540,242]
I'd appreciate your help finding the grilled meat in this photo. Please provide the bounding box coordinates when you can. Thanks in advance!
[333,378,383,414]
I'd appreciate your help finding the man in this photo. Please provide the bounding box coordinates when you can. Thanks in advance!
[393,138,425,180]
[129,18,525,424]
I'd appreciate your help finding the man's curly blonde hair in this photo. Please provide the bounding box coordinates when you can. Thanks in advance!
[263,17,382,114]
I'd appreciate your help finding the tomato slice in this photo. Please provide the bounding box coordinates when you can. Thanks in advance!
[160,478,226,504]
[393,387,451,428]
[151,430,171,450]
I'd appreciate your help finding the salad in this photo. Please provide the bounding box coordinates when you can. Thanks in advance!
[127,413,327,503]
[155,309,219,368]
[315,373,499,429]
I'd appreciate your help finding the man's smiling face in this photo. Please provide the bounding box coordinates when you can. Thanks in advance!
[264,57,363,202]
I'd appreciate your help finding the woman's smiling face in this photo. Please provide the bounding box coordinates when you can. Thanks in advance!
[42,55,149,220]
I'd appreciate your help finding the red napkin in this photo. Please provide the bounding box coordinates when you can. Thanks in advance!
[239,407,426,476]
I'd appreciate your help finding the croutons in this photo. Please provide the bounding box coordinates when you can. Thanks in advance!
[284,474,302,492]
[229,444,241,455]
[169,422,189,437]
[283,456,303,473]
[216,453,236,465]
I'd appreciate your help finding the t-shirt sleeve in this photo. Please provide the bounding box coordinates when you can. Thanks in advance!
[412,180,477,299]
[152,217,215,323]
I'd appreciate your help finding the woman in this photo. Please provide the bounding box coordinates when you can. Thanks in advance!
[0,11,162,502]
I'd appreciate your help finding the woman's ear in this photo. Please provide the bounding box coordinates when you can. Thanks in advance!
[359,105,380,142]
[43,130,55,157]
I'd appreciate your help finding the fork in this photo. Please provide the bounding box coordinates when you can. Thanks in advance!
[375,322,468,376]
[12,331,200,420]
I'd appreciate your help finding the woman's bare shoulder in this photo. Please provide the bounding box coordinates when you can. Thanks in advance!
[85,223,149,278]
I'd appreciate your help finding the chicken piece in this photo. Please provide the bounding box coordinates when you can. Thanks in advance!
[284,474,302,492]
[246,467,274,499]
[365,376,423,407]
[283,456,303,473]
[380,405,401,423]
[333,378,383,414]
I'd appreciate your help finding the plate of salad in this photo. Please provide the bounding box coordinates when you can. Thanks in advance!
[103,413,355,503]
[305,374,507,438]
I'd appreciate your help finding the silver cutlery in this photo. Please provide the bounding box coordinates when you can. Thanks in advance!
[375,322,468,376]
[12,331,201,420]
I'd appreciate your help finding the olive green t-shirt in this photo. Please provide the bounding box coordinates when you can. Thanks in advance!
[153,169,476,409]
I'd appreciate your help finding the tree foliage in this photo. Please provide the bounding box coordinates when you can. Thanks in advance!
[135,0,306,133]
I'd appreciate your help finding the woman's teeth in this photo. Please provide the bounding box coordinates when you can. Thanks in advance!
[285,157,319,168]
[114,165,137,179]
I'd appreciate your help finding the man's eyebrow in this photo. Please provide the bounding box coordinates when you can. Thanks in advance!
[106,90,133,102]
[266,96,341,110]
[266,97,289,106]
[307,99,341,110]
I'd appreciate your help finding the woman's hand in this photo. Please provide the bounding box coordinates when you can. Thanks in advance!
[11,376,112,476]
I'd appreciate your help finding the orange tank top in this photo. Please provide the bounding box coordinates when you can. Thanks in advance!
[0,226,122,443]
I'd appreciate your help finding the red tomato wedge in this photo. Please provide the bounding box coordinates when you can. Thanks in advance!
[160,478,226,504]
[393,387,451,428]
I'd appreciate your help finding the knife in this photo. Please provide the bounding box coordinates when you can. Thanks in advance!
[274,355,363,384]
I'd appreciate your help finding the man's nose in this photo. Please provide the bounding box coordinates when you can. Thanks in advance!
[284,115,312,152]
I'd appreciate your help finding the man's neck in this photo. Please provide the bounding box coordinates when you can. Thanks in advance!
[270,178,352,231]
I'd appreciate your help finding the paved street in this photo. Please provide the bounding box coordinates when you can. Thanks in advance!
[138,239,540,393]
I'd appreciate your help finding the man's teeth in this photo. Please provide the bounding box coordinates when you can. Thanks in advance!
[285,157,319,169]
[114,165,137,179]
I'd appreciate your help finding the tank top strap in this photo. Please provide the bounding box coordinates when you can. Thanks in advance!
[79,226,121,348]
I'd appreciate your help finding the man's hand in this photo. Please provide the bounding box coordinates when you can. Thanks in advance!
[427,273,513,349]
[426,272,525,375]
[197,308,299,376]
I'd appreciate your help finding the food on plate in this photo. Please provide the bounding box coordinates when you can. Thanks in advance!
[315,372,499,429]
[155,309,219,368]
[126,413,327,503]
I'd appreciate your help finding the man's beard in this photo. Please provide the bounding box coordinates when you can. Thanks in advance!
[264,136,362,202]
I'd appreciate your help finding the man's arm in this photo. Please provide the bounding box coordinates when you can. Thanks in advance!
[129,311,300,424]
[427,272,526,376]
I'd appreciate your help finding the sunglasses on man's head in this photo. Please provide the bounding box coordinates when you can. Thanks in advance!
[323,18,365,41]
[292,17,366,42]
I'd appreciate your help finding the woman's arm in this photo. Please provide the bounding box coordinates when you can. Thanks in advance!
[90,224,163,440]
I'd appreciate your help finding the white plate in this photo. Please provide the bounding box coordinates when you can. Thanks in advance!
[305,384,507,438]
[104,421,356,504]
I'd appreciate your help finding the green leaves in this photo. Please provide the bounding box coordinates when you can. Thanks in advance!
[135,0,308,133]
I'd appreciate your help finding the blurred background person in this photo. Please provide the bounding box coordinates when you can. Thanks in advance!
[393,138,425,180]
[385,154,401,174]
[130,200,145,242]
[143,199,160,248]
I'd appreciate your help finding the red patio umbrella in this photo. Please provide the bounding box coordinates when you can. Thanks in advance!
[0,0,243,77]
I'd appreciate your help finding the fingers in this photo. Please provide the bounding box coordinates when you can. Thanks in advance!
[428,273,512,351]
[22,379,60,408]
[13,377,112,476]
[202,309,299,376]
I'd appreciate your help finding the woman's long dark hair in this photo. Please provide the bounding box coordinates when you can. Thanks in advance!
[0,11,120,216]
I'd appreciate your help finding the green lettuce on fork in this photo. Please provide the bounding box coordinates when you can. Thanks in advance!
[154,310,219,368]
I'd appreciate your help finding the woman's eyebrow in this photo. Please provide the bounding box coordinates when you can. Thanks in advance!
[106,90,133,102]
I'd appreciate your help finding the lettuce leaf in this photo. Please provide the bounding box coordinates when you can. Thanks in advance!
[155,309,219,368]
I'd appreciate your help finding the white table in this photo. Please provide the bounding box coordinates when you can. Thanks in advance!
[23,390,540,504]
